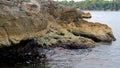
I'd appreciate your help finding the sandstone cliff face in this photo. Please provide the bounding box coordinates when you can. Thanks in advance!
[0,0,116,48]
[0,0,48,46]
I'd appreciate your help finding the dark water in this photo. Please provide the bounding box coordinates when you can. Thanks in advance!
[1,11,120,68]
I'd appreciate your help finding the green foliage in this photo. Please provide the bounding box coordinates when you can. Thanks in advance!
[58,0,120,11]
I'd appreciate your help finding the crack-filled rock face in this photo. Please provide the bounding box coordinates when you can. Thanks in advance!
[0,0,116,48]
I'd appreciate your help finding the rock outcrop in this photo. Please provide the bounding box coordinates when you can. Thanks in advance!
[0,0,48,46]
[68,20,116,42]
[0,0,116,64]
[0,0,116,49]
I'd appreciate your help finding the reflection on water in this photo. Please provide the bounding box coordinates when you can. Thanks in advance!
[1,11,120,68]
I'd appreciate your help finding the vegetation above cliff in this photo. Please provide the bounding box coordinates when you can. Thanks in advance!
[58,0,120,11]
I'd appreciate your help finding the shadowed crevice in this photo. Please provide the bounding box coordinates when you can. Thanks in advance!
[0,39,46,65]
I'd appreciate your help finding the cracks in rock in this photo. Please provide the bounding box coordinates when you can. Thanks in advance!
[73,33,101,42]
[71,30,101,42]
[0,26,12,45]
[107,33,116,41]
[80,34,101,42]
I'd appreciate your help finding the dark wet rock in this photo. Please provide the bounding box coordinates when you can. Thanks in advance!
[0,39,46,64]
[54,41,95,49]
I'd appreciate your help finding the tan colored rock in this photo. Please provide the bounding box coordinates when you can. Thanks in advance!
[0,0,48,46]
[66,20,116,42]
[0,0,116,49]
[81,12,91,18]
[35,22,96,48]
[0,27,10,46]
[22,2,40,14]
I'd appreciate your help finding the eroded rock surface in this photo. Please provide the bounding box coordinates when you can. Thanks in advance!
[0,0,48,46]
[0,0,115,48]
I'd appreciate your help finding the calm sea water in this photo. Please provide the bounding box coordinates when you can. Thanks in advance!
[48,11,120,68]
[75,11,120,68]
[1,11,120,68]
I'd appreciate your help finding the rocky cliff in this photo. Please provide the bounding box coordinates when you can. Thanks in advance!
[0,0,116,64]
[0,0,116,48]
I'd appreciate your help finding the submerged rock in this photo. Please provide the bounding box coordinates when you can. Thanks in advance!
[0,39,46,64]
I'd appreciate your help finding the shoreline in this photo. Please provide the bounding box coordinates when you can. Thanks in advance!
[82,10,120,12]
[0,40,113,65]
